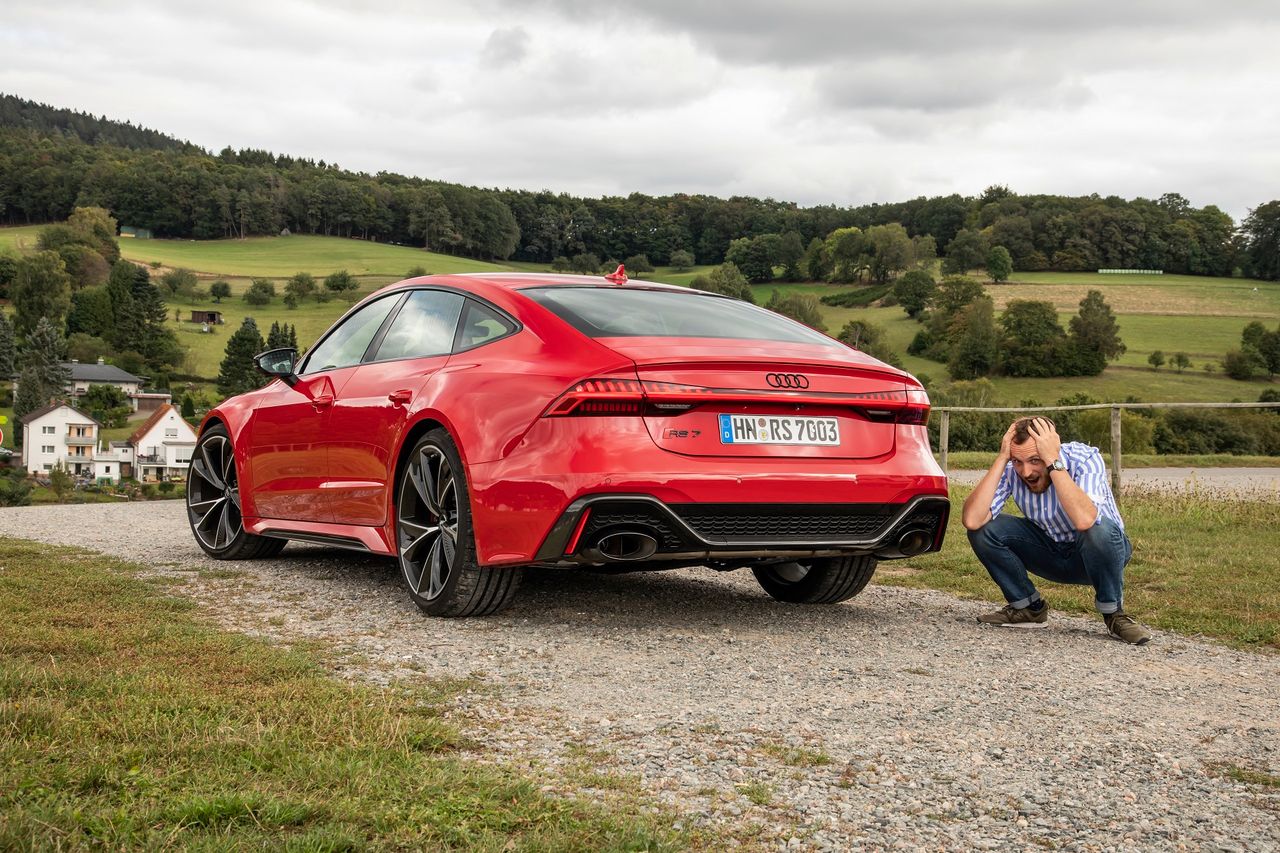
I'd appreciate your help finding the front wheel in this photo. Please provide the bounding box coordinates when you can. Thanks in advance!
[395,429,521,617]
[186,425,286,560]
[752,556,877,604]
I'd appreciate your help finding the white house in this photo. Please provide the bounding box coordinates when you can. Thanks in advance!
[128,404,197,482]
[63,358,142,397]
[19,403,102,478]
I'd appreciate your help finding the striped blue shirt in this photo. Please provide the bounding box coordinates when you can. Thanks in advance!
[989,442,1124,543]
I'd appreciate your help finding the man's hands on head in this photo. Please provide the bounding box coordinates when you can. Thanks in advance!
[999,421,1018,461]
[1028,417,1062,465]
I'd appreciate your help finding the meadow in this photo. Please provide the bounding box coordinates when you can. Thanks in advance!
[879,485,1280,650]
[3,227,1277,405]
[0,538,685,850]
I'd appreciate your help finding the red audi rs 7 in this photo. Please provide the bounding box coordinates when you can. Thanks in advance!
[187,268,949,616]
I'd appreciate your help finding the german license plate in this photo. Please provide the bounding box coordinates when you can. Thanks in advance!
[718,414,840,446]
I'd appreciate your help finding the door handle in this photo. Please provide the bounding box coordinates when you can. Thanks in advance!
[312,394,334,410]
[388,389,413,406]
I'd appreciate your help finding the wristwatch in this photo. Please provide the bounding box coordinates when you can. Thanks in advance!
[1049,458,1067,472]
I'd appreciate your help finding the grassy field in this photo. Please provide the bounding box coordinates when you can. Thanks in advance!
[119,234,514,278]
[5,225,1278,405]
[0,538,685,850]
[0,224,41,252]
[881,485,1280,650]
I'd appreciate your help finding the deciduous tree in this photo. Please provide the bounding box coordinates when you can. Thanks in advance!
[986,245,1013,282]
[893,270,936,319]
[690,263,754,303]
[12,251,72,337]
[669,249,695,271]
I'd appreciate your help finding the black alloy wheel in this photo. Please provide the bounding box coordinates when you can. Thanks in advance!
[752,555,878,604]
[395,429,521,617]
[186,425,285,559]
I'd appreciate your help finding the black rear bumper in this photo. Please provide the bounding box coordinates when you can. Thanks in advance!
[534,494,950,564]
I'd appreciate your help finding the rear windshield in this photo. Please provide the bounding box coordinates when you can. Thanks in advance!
[522,286,838,346]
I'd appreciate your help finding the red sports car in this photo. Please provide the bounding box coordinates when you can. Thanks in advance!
[187,269,949,616]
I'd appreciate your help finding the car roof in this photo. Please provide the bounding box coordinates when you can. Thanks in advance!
[380,272,693,294]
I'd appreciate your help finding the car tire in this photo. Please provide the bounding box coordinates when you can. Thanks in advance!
[752,555,877,604]
[186,424,287,560]
[395,428,522,617]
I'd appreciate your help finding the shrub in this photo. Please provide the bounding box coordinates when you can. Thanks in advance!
[1075,409,1156,454]
[0,471,32,507]
[765,290,826,332]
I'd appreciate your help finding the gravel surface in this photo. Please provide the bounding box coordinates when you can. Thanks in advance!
[949,467,1280,501]
[2,501,1278,851]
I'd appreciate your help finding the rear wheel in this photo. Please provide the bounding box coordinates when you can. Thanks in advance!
[395,429,521,617]
[186,425,286,560]
[752,556,877,604]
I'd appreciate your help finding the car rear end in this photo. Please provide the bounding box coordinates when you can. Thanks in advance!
[510,283,949,569]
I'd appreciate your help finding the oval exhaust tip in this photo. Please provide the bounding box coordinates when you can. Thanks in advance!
[896,529,933,557]
[595,531,659,561]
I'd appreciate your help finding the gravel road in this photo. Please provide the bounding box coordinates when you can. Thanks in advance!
[2,501,1277,851]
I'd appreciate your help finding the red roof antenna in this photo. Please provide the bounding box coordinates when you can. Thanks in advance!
[603,264,628,285]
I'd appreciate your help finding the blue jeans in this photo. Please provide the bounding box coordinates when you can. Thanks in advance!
[967,514,1133,614]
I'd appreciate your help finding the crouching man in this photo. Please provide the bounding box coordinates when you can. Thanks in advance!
[961,416,1151,645]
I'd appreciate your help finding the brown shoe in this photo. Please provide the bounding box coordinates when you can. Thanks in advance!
[1104,611,1152,645]
[977,602,1049,628]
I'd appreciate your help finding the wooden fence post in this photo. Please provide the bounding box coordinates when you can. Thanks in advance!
[939,410,950,474]
[1110,406,1123,499]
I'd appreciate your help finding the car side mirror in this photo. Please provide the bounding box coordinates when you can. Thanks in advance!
[254,347,299,386]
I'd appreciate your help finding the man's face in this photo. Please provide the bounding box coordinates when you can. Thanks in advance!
[1010,439,1050,493]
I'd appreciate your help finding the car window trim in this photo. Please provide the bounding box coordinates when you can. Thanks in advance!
[452,298,519,354]
[360,292,413,364]
[297,292,406,376]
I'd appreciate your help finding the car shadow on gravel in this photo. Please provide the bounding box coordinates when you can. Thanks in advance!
[262,546,901,630]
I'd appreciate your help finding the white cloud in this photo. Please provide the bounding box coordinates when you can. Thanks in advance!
[1,0,1278,221]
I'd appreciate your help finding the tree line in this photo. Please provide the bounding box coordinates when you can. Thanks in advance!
[2,95,1279,279]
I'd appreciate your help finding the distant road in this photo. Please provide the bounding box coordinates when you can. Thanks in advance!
[948,467,1280,500]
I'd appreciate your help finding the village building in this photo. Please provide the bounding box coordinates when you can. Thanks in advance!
[128,404,197,482]
[18,401,193,485]
[60,358,172,413]
[19,403,104,478]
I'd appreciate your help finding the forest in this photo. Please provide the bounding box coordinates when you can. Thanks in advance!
[3,94,1278,281]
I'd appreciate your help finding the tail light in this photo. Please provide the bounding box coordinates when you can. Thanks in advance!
[899,388,931,425]
[545,378,930,422]
[544,378,645,416]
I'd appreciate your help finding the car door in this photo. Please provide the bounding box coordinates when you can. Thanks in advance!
[326,289,466,526]
[246,293,403,522]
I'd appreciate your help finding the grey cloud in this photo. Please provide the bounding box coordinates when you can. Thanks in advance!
[481,27,531,66]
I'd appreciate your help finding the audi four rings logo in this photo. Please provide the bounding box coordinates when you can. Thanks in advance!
[766,373,810,389]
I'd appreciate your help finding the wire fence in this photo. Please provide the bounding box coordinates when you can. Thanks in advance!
[932,401,1280,494]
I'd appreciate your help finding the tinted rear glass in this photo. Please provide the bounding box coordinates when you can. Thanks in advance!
[522,287,837,346]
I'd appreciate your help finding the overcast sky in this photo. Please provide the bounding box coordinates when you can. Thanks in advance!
[3,0,1278,221]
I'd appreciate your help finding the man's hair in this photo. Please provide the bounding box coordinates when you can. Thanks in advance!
[1012,416,1055,444]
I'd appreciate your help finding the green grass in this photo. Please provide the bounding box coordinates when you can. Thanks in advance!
[0,224,42,252]
[114,233,515,278]
[881,486,1280,650]
[7,222,1277,407]
[167,281,403,378]
[0,538,685,850]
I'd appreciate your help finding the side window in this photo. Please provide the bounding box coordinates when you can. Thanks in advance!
[374,290,465,361]
[457,300,516,351]
[300,295,399,374]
